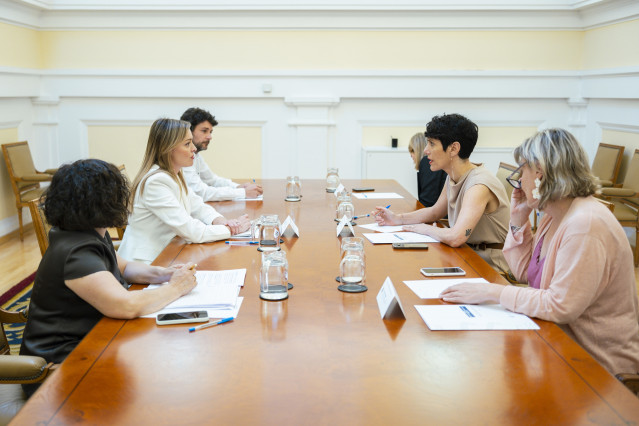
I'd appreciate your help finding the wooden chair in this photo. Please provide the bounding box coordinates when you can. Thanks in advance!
[496,162,517,200]
[27,198,50,256]
[591,143,624,187]
[616,373,639,397]
[599,149,639,266]
[0,308,56,424]
[1,142,56,241]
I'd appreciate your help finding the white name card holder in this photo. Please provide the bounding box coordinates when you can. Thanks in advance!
[281,215,300,238]
[376,277,406,320]
[336,215,355,237]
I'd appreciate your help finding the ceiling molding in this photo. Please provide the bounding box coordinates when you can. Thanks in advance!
[1,0,637,30]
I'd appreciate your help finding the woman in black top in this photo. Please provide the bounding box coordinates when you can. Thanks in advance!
[20,159,198,396]
[409,132,446,207]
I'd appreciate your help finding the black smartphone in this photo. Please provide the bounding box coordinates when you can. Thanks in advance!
[156,311,209,325]
[352,187,375,192]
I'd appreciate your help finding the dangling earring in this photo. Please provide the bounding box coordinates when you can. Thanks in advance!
[532,178,541,200]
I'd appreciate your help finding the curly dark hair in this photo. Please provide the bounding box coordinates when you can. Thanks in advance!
[180,107,219,131]
[44,159,130,231]
[424,113,478,159]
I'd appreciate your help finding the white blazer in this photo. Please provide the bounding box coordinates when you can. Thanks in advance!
[182,154,246,201]
[118,165,231,264]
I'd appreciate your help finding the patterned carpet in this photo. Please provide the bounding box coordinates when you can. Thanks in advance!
[1,274,33,354]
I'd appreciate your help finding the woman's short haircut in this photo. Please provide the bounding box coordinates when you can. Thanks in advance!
[45,159,130,231]
[408,133,427,170]
[180,107,218,131]
[424,113,478,159]
[514,128,598,209]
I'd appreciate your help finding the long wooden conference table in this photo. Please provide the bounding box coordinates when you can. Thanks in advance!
[12,180,639,425]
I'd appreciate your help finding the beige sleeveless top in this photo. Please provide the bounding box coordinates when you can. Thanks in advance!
[446,165,509,245]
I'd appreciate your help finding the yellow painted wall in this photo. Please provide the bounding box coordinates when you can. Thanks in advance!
[362,126,535,149]
[88,126,150,181]
[0,129,21,221]
[199,127,262,180]
[5,19,639,71]
[40,30,582,70]
[0,23,42,68]
[583,19,639,69]
[601,129,639,184]
[88,125,261,182]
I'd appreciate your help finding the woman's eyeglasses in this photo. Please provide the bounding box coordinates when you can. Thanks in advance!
[506,163,525,189]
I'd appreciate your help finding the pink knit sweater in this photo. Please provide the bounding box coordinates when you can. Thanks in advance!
[501,196,639,375]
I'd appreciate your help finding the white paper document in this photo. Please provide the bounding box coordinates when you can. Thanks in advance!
[414,304,540,330]
[404,278,489,299]
[357,222,404,233]
[352,192,403,200]
[236,195,263,201]
[143,269,245,311]
[229,229,252,239]
[142,297,244,319]
[363,232,439,244]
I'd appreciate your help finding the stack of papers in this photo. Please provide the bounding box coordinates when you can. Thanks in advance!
[142,269,246,318]
[352,192,403,200]
[404,278,488,299]
[415,304,539,330]
[363,232,438,244]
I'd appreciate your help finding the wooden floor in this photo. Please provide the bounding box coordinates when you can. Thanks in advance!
[0,226,638,298]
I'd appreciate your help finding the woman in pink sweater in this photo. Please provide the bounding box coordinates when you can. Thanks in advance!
[440,128,639,376]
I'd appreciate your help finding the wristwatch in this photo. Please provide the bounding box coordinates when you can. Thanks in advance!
[510,224,522,234]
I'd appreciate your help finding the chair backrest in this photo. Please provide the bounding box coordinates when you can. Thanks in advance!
[1,142,39,191]
[591,143,624,185]
[595,198,615,213]
[0,309,27,355]
[28,198,50,256]
[621,149,639,194]
[496,162,517,200]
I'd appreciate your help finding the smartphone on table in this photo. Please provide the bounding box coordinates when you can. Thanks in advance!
[420,267,465,277]
[393,242,429,249]
[156,311,209,325]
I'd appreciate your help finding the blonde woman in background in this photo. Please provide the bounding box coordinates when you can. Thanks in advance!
[118,118,251,264]
[440,128,639,376]
[409,132,447,207]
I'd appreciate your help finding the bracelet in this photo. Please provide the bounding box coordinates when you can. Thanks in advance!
[510,224,522,234]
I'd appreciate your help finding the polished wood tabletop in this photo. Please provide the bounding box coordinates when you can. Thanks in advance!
[13,180,639,425]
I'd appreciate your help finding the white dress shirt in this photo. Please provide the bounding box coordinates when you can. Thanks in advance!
[182,154,246,201]
[118,165,231,264]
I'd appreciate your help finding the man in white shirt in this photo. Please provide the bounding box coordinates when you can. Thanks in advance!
[180,107,263,201]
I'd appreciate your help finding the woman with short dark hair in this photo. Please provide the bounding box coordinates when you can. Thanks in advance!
[20,159,197,396]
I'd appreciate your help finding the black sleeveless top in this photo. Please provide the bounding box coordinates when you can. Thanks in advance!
[20,228,129,364]
[417,156,447,208]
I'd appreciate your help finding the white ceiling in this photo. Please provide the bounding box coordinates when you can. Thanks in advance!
[1,0,638,30]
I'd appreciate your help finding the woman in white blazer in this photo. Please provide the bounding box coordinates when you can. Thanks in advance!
[118,118,250,264]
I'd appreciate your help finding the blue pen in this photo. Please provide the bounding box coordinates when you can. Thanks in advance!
[460,306,475,318]
[225,241,258,245]
[385,204,391,209]
[189,317,234,332]
[394,233,404,240]
[353,213,370,220]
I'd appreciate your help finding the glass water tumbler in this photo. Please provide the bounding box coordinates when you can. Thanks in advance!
[326,168,340,192]
[260,251,289,301]
[337,194,354,222]
[340,254,365,285]
[285,176,301,201]
[258,214,281,252]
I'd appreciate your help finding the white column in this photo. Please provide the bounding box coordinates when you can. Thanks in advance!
[285,97,340,179]
[31,96,60,169]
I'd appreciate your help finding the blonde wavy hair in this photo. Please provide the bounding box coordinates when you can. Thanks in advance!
[130,118,191,208]
[408,133,427,170]
[514,128,598,209]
